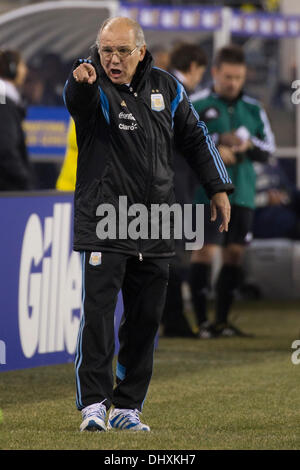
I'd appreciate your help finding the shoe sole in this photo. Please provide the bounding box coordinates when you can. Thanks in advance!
[80,417,107,432]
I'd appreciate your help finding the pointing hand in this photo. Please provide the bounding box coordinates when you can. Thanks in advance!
[73,62,97,85]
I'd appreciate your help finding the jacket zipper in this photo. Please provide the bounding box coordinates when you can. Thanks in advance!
[134,92,154,261]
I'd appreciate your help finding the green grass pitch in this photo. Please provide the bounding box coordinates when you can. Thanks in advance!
[0,300,299,450]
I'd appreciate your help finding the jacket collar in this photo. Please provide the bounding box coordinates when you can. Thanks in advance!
[211,85,244,104]
[0,79,21,105]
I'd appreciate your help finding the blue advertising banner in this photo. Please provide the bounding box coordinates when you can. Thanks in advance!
[0,192,123,372]
[231,11,300,38]
[119,3,222,31]
[24,106,70,160]
[120,2,300,37]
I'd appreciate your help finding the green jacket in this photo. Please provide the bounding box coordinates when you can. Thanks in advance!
[191,88,275,209]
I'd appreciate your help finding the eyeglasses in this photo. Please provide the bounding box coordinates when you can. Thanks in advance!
[99,46,138,60]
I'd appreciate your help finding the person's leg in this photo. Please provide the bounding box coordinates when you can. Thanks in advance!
[214,206,254,337]
[75,251,128,412]
[189,204,222,333]
[189,244,217,326]
[113,256,170,411]
[162,253,195,337]
[215,244,245,325]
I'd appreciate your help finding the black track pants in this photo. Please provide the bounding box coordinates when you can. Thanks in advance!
[75,251,170,412]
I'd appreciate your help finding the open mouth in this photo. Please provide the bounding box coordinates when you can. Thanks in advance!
[110,68,122,78]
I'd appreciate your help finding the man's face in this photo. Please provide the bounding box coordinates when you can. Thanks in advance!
[212,63,247,100]
[99,24,146,85]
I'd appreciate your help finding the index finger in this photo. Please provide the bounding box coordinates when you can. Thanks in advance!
[79,62,95,71]
[218,206,231,233]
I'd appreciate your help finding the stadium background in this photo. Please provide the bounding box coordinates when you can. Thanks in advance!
[0,0,300,451]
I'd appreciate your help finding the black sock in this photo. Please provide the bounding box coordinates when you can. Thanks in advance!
[189,263,210,326]
[215,264,242,325]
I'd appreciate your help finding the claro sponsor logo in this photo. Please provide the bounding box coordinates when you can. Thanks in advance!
[119,122,138,131]
[18,203,81,358]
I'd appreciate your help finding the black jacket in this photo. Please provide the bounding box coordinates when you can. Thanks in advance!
[0,96,33,190]
[64,48,234,257]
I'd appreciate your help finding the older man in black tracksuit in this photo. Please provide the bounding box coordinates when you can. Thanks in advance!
[64,17,234,433]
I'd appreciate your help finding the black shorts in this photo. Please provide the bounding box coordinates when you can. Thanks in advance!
[203,204,254,246]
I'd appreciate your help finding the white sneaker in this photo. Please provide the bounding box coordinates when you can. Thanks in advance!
[107,408,150,431]
[80,402,107,432]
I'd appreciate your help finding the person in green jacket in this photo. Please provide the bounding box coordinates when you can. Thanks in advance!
[189,44,275,338]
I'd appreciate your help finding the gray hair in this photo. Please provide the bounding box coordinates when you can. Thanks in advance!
[96,17,146,48]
